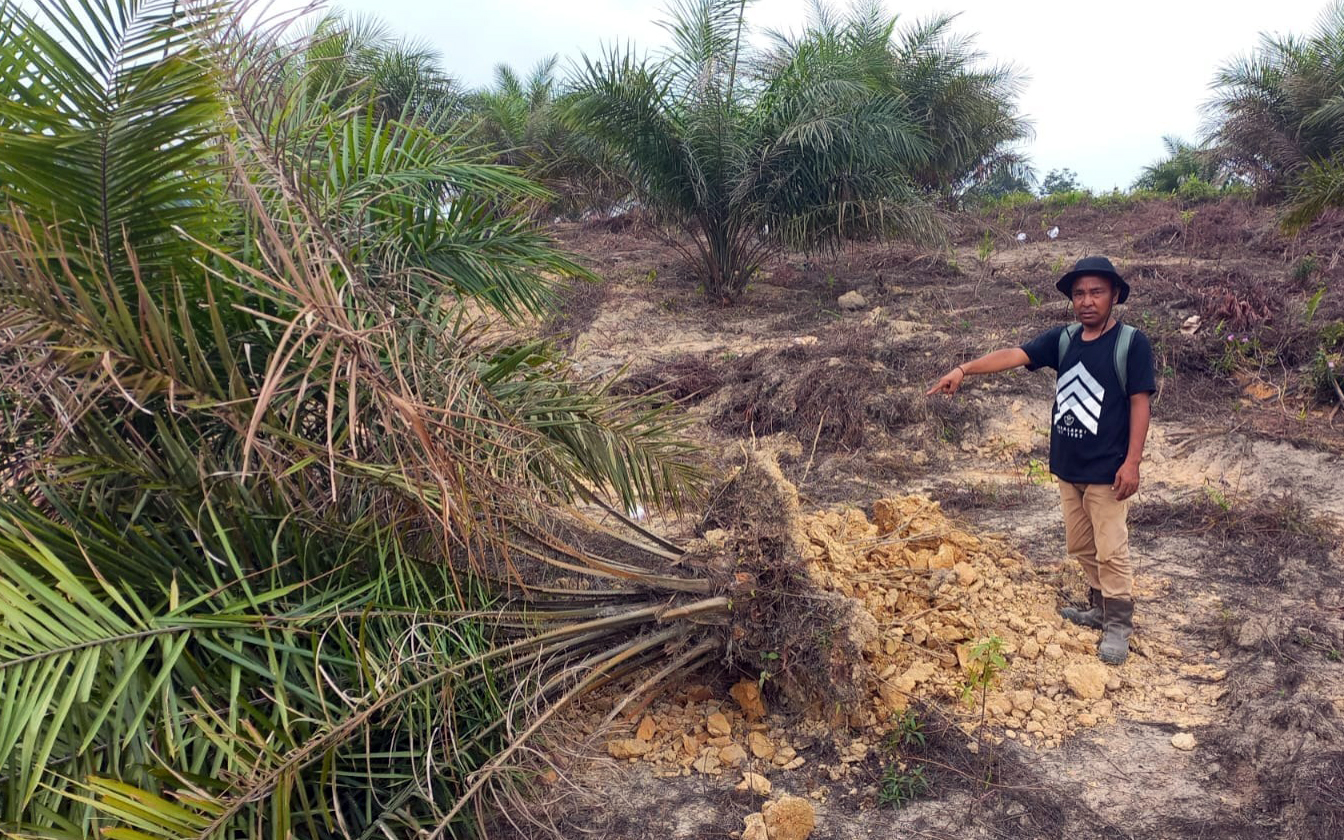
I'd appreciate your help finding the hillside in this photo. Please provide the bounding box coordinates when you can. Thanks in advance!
[516,195,1344,840]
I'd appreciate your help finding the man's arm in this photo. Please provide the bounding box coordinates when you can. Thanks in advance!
[1112,392,1151,501]
[926,348,1031,395]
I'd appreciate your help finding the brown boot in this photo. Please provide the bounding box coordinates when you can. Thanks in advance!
[1061,587,1103,630]
[1099,598,1134,665]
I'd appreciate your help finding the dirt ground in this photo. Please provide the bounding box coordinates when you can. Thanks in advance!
[509,197,1344,840]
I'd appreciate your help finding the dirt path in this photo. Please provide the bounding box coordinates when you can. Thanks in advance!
[513,203,1344,839]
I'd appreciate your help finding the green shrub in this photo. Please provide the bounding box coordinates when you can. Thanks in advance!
[1044,188,1091,207]
[1292,254,1321,285]
[1040,167,1080,195]
[991,189,1037,209]
[1311,348,1343,402]
[1177,175,1218,203]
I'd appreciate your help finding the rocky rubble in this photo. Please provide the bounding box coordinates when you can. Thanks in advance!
[596,495,1227,792]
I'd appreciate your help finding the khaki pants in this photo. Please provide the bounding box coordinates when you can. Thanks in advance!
[1058,482,1134,600]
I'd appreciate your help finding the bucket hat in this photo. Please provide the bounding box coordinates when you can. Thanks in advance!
[1055,255,1129,304]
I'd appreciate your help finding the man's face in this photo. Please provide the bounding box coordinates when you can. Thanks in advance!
[1071,274,1117,328]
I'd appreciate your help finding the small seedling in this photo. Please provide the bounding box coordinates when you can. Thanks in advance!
[978,231,994,261]
[1305,285,1327,324]
[1019,283,1040,307]
[878,763,929,808]
[892,709,926,750]
[1292,254,1320,284]
[1202,483,1232,513]
[960,636,1007,707]
[758,650,779,688]
[1024,458,1049,485]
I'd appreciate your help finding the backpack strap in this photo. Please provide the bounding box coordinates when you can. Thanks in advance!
[1113,323,1136,394]
[1057,323,1082,368]
[1058,322,1136,392]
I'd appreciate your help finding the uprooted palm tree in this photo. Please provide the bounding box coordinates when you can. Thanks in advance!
[568,0,935,300]
[1206,1,1344,226]
[0,1,854,836]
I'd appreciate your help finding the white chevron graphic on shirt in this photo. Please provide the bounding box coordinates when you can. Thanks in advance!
[1054,362,1103,434]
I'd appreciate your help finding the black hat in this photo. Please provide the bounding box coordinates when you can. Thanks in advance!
[1055,256,1130,304]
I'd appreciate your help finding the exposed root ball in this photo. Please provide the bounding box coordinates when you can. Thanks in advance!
[692,448,869,710]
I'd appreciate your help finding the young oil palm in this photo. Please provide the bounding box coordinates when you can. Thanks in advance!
[765,3,1032,200]
[1207,0,1344,223]
[1132,135,1228,193]
[569,0,933,299]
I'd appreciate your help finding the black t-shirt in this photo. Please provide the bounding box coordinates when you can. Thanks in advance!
[1020,322,1157,484]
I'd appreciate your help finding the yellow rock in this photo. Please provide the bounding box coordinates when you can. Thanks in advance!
[737,772,773,795]
[720,743,748,767]
[635,715,657,741]
[606,739,651,759]
[763,794,817,840]
[1064,662,1108,700]
[707,711,731,737]
[953,561,978,587]
[743,812,768,840]
[681,734,698,757]
[748,730,776,760]
[730,680,768,721]
[930,543,960,570]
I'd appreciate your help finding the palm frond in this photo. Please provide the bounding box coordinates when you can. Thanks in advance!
[0,0,223,278]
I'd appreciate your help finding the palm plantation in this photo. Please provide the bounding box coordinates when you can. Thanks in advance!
[0,0,1052,836]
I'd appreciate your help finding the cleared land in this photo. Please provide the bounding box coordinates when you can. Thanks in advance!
[503,196,1344,840]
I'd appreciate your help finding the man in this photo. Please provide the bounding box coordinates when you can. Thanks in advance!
[926,256,1156,665]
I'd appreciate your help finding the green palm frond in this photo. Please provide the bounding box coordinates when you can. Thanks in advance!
[1206,0,1344,214]
[0,0,222,278]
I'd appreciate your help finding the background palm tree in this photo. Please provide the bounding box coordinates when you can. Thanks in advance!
[1132,135,1227,193]
[762,3,1032,201]
[568,0,935,299]
[1206,1,1344,224]
[470,57,627,218]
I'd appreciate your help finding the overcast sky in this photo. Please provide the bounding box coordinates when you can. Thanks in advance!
[308,0,1332,191]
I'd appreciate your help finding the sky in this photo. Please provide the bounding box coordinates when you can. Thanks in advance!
[307,0,1334,191]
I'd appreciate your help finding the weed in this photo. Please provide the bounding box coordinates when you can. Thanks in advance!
[1213,332,1269,375]
[885,709,927,752]
[977,230,994,261]
[1292,254,1320,285]
[878,763,930,808]
[1177,176,1217,203]
[758,650,780,688]
[1311,348,1343,404]
[1024,458,1050,485]
[1305,285,1327,323]
[1202,482,1232,513]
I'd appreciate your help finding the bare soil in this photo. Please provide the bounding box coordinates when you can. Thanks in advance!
[506,197,1344,839]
